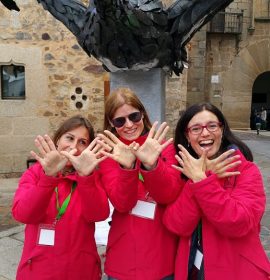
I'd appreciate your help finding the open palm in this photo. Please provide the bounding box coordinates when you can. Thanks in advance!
[131,122,172,170]
[97,131,136,169]
[61,138,105,176]
[30,135,68,177]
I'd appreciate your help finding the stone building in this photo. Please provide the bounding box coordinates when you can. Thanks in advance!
[0,0,186,176]
[187,0,270,130]
[1,0,269,176]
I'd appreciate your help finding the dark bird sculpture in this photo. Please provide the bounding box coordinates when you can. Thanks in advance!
[7,0,234,75]
[0,0,20,11]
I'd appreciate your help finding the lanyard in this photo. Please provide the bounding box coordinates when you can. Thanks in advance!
[139,172,144,182]
[55,182,76,221]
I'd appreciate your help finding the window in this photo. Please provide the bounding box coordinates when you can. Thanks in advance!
[1,64,25,99]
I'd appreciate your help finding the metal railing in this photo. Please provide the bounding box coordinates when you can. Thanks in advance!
[207,11,243,34]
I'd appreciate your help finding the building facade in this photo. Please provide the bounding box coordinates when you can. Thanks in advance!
[0,0,186,176]
[187,0,270,129]
[1,0,269,176]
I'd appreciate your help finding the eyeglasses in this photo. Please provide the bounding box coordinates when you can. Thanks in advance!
[111,112,143,128]
[186,121,222,135]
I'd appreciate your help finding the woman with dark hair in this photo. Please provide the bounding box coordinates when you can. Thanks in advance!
[97,87,182,280]
[163,103,270,280]
[12,115,109,280]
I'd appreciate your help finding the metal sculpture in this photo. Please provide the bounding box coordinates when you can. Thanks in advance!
[1,0,233,75]
[0,0,20,11]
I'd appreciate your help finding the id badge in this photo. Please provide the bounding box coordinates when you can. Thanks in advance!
[194,249,203,270]
[130,200,156,220]
[37,224,55,246]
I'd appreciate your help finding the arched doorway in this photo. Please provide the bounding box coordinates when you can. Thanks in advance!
[250,71,270,130]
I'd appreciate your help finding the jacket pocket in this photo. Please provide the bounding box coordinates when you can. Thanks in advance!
[17,250,53,280]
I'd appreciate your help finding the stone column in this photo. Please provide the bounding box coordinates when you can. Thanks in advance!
[110,68,166,124]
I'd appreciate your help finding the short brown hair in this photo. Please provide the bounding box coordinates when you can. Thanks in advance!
[53,115,94,146]
[104,87,152,134]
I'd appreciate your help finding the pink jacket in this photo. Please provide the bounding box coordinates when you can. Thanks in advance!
[100,135,182,280]
[163,151,270,280]
[12,163,109,280]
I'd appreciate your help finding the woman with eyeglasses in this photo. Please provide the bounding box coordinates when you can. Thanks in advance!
[12,115,109,280]
[162,103,270,279]
[97,87,182,280]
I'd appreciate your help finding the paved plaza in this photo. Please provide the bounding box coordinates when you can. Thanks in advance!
[0,130,270,280]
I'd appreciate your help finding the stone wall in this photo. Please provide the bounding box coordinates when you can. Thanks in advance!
[187,0,270,129]
[0,0,187,175]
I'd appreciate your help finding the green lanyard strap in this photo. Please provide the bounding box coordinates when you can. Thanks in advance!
[139,172,144,182]
[55,181,77,221]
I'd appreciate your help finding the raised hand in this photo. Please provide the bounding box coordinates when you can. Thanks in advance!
[206,149,241,178]
[30,135,70,177]
[61,138,106,176]
[97,131,136,169]
[130,122,173,170]
[172,144,207,182]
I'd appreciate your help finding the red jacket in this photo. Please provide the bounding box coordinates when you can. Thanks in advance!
[100,135,182,280]
[12,163,109,280]
[163,151,270,280]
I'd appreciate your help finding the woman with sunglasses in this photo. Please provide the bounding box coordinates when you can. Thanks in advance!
[162,103,270,279]
[12,115,109,280]
[97,87,182,280]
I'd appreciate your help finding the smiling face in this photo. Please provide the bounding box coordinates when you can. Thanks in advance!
[111,104,145,141]
[57,126,90,166]
[186,110,223,158]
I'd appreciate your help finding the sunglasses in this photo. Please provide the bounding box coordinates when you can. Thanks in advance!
[111,112,143,128]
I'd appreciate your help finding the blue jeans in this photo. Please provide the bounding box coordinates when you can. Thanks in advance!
[107,275,174,280]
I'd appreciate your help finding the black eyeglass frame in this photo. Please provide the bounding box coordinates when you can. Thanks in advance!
[186,121,222,135]
[111,111,143,128]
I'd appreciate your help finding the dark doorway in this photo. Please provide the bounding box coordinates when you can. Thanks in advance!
[251,72,270,130]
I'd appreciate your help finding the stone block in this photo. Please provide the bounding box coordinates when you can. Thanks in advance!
[0,118,12,135]
[0,136,34,155]
[13,117,49,136]
[0,156,13,174]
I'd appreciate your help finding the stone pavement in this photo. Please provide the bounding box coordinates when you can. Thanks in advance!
[0,130,270,280]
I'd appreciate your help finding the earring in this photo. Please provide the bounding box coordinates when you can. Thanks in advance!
[187,142,190,147]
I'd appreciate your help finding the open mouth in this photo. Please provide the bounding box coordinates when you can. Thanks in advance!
[199,140,214,149]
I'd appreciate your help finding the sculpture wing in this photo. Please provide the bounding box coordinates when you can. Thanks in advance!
[167,0,234,46]
[37,0,87,37]
[0,0,20,11]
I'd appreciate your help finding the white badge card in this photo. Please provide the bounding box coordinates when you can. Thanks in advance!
[194,249,203,270]
[37,224,55,246]
[130,200,156,220]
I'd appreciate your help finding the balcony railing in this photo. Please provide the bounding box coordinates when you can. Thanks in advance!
[207,11,243,34]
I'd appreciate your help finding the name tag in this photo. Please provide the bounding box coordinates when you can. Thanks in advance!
[131,200,156,220]
[194,249,203,269]
[38,224,55,246]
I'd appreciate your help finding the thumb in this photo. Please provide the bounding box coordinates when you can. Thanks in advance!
[200,149,208,170]
[69,148,77,156]
[60,150,75,161]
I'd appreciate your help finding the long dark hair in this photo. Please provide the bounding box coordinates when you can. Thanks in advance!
[174,103,253,161]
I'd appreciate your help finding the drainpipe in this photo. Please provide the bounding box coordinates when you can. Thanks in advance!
[248,0,255,31]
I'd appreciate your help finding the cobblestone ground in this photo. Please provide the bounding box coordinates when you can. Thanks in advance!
[0,179,20,232]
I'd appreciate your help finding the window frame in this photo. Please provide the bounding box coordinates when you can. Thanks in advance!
[1,64,26,100]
